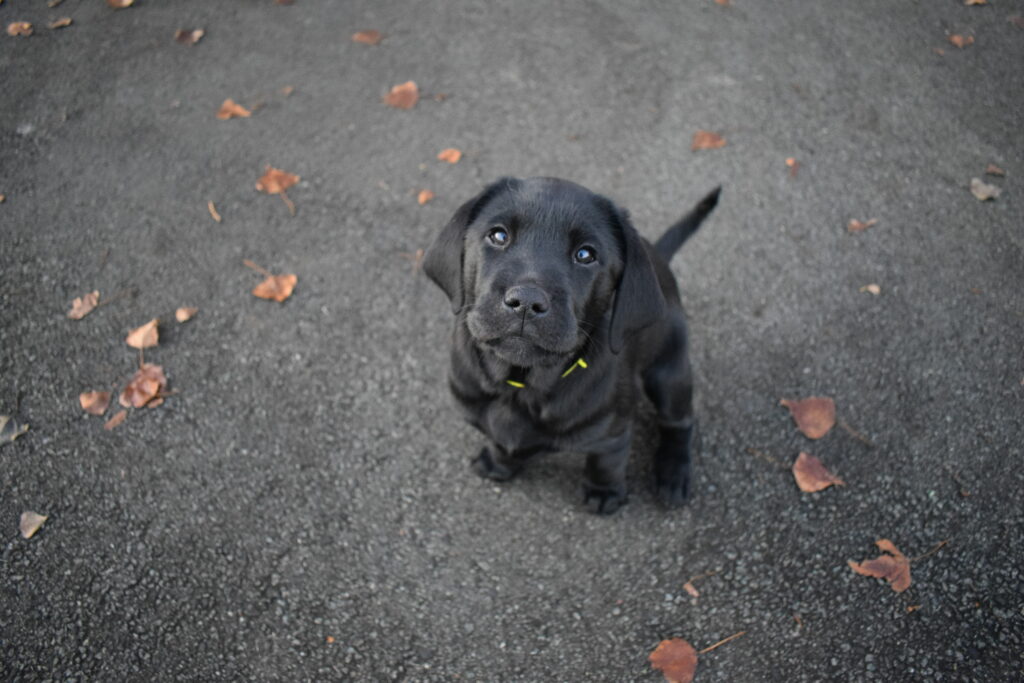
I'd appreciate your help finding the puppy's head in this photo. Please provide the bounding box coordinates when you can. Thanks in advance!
[424,177,665,365]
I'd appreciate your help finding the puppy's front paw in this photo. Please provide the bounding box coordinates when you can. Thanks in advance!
[654,466,691,508]
[471,447,520,481]
[582,483,628,515]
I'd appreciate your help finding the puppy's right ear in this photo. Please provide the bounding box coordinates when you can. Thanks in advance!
[423,178,516,313]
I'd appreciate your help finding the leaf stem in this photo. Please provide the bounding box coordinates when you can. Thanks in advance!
[698,631,747,655]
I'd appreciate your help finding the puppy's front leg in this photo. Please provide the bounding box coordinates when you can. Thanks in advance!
[472,444,523,481]
[582,432,631,515]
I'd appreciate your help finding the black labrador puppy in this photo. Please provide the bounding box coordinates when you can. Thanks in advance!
[424,177,720,514]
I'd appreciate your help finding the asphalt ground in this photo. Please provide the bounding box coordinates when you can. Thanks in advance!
[1,1,1022,680]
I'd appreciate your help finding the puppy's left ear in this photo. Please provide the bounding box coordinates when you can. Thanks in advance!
[423,178,516,313]
[608,207,666,354]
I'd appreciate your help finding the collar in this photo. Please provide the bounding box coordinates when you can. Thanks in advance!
[506,357,588,389]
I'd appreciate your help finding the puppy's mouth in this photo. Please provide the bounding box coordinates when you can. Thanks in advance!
[477,333,574,367]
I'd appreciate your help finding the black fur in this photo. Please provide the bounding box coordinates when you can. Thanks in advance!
[424,177,720,514]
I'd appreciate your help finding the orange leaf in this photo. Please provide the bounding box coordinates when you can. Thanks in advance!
[207,200,222,222]
[352,29,382,45]
[384,81,419,109]
[253,273,298,302]
[417,189,435,205]
[217,99,252,120]
[79,391,111,416]
[107,0,134,8]
[780,397,836,439]
[437,148,462,163]
[792,452,845,492]
[125,319,159,349]
[256,166,299,194]
[7,22,33,37]
[849,539,911,593]
[847,218,878,232]
[649,638,698,683]
[67,290,100,320]
[691,130,726,151]
[48,17,73,29]
[948,34,974,48]
[119,363,167,408]
[175,307,198,322]
[104,409,128,430]
[682,581,700,598]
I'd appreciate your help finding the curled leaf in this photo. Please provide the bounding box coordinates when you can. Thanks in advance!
[20,511,48,539]
[7,22,33,37]
[1,415,30,446]
[107,0,134,8]
[948,34,974,48]
[175,307,198,322]
[104,409,128,430]
[256,166,299,194]
[969,178,1001,201]
[67,290,100,319]
[437,148,462,163]
[125,319,159,349]
[253,273,298,302]
[792,452,845,492]
[48,17,73,29]
[119,364,167,408]
[174,28,204,45]
[384,81,419,109]
[691,130,726,151]
[847,218,878,232]
[417,189,435,205]
[649,638,698,683]
[352,29,382,45]
[780,397,836,439]
[79,391,112,416]
[849,539,911,593]
[217,99,251,120]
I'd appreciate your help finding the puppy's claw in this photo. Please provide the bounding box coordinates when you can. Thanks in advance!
[654,470,691,508]
[471,447,519,481]
[582,485,628,515]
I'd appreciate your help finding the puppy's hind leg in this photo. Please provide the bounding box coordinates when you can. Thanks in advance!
[643,322,697,507]
[472,443,523,481]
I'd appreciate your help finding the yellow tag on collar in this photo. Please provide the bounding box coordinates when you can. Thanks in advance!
[560,357,588,378]
[506,380,526,388]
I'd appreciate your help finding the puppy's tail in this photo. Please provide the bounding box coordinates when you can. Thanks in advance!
[653,186,721,262]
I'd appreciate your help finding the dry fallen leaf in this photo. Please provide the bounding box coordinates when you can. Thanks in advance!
[107,0,134,8]
[417,189,435,205]
[964,0,986,5]
[715,0,730,5]
[792,452,845,492]
[1,415,30,446]
[780,397,836,439]
[682,581,700,598]
[985,164,1005,177]
[256,166,299,194]
[67,290,100,320]
[7,22,33,37]
[352,29,382,45]
[649,638,698,683]
[207,200,222,222]
[104,409,128,430]
[847,218,878,233]
[437,148,462,163]
[948,34,974,48]
[1010,16,1024,30]
[253,273,298,302]
[860,283,882,295]
[79,391,112,416]
[384,81,419,109]
[174,29,205,45]
[20,511,48,539]
[849,539,911,593]
[48,17,73,29]
[217,99,252,120]
[175,307,198,323]
[970,177,1001,201]
[125,319,159,349]
[692,130,726,151]
[119,363,167,408]
[785,157,800,177]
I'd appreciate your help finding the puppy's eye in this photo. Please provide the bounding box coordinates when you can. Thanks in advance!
[487,227,510,247]
[574,246,597,264]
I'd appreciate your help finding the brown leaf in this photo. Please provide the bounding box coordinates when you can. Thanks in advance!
[437,148,462,164]
[256,166,299,194]
[217,99,252,120]
[48,17,73,29]
[849,539,911,593]
[352,29,382,45]
[174,28,205,45]
[67,290,100,320]
[253,273,298,302]
[970,177,1001,201]
[948,34,974,48]
[7,22,33,37]
[175,307,198,323]
[649,638,698,683]
[125,319,159,349]
[104,409,128,430]
[20,511,48,539]
[417,189,435,205]
[792,452,845,492]
[847,218,878,232]
[860,283,882,295]
[779,397,836,439]
[119,364,167,408]
[207,200,222,222]
[691,130,726,151]
[107,0,134,8]
[964,0,986,5]
[384,81,419,109]
[0,415,30,446]
[682,581,700,598]
[79,391,112,416]
[985,164,1005,177]
[715,0,730,5]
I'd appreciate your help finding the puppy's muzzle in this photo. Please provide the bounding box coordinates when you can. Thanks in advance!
[502,285,550,320]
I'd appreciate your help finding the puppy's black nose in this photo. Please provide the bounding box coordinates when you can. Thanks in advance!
[503,285,550,318]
